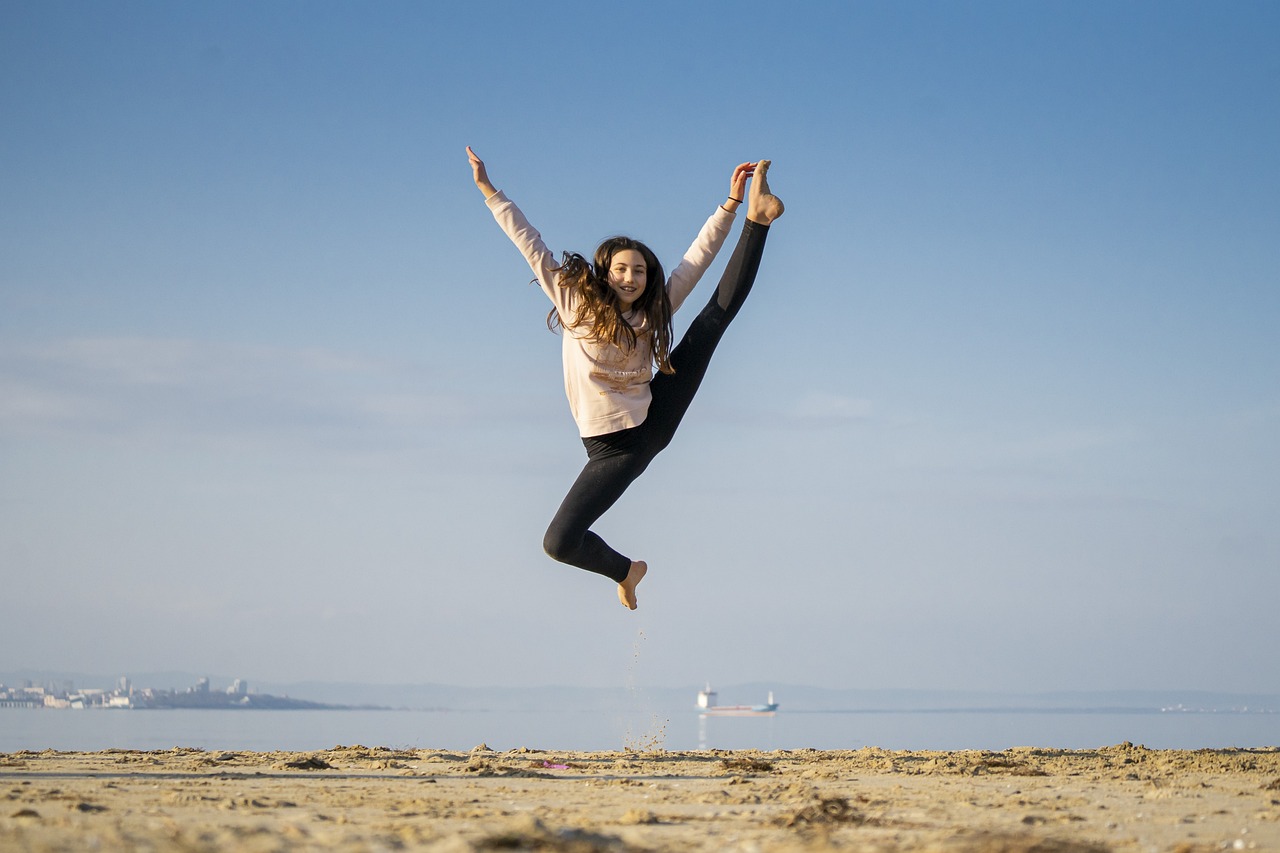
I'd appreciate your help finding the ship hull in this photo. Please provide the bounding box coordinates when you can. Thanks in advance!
[698,704,778,717]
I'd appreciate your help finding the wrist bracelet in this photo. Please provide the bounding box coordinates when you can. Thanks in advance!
[728,196,743,203]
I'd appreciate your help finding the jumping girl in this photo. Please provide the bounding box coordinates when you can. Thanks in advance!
[467,146,784,610]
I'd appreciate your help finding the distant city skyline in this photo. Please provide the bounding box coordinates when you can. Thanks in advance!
[0,672,346,711]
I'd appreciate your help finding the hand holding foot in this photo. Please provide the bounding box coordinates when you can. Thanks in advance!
[617,560,647,610]
[723,161,755,213]
[747,159,784,225]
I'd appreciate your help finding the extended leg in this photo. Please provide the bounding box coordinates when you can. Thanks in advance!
[645,221,770,445]
[645,160,783,445]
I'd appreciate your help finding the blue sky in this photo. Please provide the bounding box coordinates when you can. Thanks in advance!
[2,0,1277,695]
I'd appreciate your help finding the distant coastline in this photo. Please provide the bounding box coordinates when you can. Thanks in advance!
[0,675,381,712]
[2,670,1277,716]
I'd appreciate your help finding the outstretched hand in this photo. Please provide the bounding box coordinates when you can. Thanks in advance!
[725,161,756,213]
[467,146,498,198]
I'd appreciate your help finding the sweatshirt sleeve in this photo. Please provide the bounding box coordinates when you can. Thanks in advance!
[485,190,574,320]
[666,205,737,313]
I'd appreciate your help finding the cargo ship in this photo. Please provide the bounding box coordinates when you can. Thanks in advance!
[696,684,778,717]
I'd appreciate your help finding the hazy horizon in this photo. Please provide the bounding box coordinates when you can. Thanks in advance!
[6,668,1279,713]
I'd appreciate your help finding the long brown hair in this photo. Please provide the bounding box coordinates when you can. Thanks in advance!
[546,237,676,374]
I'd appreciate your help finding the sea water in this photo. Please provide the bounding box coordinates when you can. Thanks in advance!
[2,707,1276,754]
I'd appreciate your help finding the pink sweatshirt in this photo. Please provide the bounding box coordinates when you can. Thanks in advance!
[486,190,735,437]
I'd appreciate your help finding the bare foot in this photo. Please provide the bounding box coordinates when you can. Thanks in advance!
[747,159,785,225]
[617,560,647,610]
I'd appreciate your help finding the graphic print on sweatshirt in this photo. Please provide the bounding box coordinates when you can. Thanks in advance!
[589,338,653,396]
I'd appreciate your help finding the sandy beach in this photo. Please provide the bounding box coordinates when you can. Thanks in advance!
[2,744,1278,851]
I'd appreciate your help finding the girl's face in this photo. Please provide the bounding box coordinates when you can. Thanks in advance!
[606,249,647,307]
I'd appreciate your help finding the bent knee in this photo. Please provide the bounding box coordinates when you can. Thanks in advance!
[542,529,575,564]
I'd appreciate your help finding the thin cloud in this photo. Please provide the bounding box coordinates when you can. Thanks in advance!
[1000,427,1140,460]
[789,392,875,423]
[0,337,470,447]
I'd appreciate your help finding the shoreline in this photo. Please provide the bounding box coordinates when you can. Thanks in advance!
[3,745,1279,850]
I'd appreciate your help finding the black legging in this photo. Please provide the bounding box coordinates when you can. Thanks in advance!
[542,219,769,582]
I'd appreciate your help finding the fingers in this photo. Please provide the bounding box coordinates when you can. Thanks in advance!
[467,146,489,183]
[729,161,756,201]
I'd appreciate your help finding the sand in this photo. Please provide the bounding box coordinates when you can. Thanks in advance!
[2,743,1278,851]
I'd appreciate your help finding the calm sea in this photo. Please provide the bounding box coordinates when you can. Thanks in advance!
[2,707,1277,754]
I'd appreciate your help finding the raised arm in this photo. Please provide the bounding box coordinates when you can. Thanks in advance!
[468,146,577,319]
[666,161,756,311]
